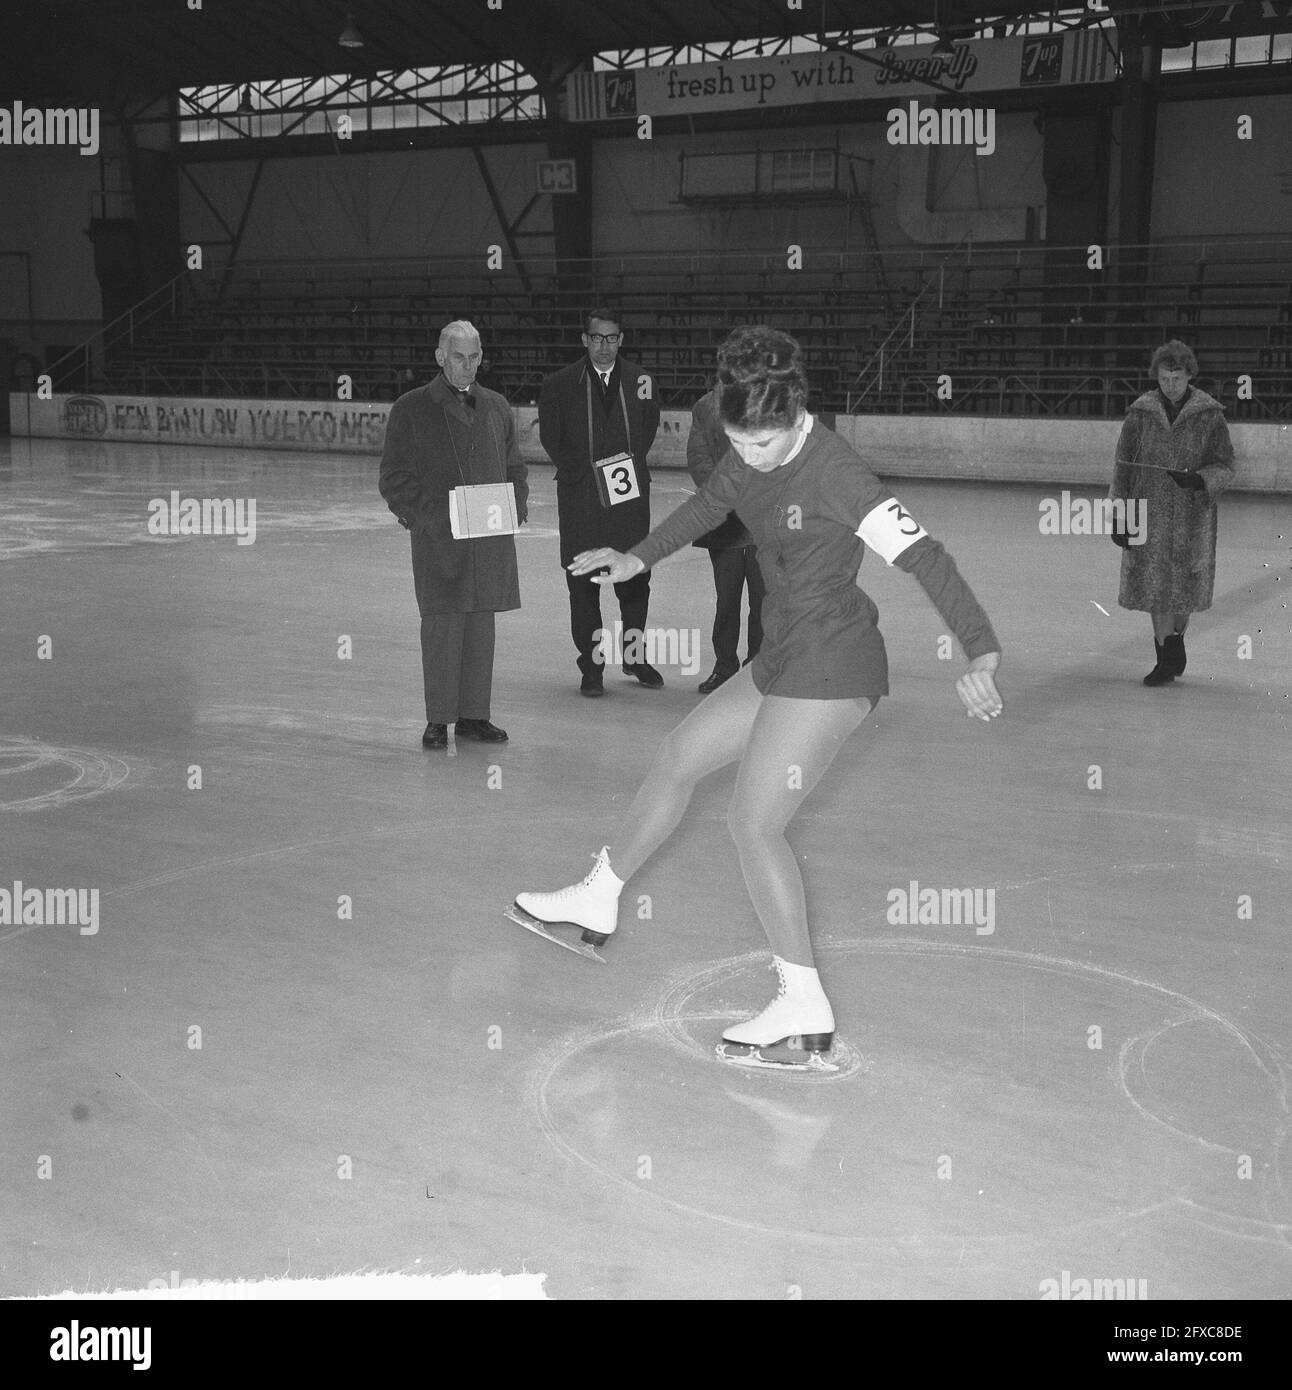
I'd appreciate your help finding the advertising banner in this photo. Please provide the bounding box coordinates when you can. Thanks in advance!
[9,393,694,469]
[567,31,1118,122]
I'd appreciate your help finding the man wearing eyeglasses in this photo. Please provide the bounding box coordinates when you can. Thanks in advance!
[538,308,662,696]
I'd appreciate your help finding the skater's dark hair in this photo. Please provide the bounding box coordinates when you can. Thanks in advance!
[715,326,808,432]
[1149,339,1197,377]
[584,307,622,333]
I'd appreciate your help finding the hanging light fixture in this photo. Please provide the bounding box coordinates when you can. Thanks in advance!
[339,11,365,48]
[237,84,253,112]
[931,0,955,55]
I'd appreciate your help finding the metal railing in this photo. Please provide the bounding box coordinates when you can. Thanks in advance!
[845,231,975,412]
[45,273,188,391]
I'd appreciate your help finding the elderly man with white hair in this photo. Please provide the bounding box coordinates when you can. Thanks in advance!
[379,320,528,749]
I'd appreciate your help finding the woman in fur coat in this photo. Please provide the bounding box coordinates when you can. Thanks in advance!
[1109,340,1236,685]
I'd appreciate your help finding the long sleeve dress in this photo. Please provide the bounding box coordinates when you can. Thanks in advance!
[630,416,999,704]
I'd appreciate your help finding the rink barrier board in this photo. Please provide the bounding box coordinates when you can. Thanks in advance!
[10,393,1290,492]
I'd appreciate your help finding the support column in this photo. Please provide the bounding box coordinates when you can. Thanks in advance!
[1040,104,1113,399]
[546,125,593,300]
[88,102,182,351]
[1115,17,1159,375]
[535,58,595,304]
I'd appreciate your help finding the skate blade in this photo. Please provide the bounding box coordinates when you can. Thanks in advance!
[503,905,607,964]
[715,1042,840,1073]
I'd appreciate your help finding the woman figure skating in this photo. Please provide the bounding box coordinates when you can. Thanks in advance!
[1109,339,1236,686]
[507,327,1003,1070]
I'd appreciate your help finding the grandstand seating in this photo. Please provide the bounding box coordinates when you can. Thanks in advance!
[74,240,1292,419]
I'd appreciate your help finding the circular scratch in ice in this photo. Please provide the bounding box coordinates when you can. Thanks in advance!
[0,737,131,813]
[530,939,1290,1248]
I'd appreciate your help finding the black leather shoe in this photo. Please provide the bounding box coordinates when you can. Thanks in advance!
[455,718,508,742]
[625,662,664,689]
[422,723,449,749]
[698,669,735,694]
[580,671,604,697]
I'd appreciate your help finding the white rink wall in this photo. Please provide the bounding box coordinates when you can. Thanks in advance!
[10,392,1290,492]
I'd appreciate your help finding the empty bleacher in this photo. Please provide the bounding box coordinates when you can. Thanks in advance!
[58,239,1292,419]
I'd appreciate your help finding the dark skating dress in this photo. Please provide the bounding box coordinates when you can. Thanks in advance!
[630,417,999,704]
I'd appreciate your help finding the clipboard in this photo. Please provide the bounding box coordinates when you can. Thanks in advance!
[449,482,520,538]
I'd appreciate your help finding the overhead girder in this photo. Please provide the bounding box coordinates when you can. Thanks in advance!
[4,4,1284,121]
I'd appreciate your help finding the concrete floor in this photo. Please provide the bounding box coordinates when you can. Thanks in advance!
[2,432,1289,1300]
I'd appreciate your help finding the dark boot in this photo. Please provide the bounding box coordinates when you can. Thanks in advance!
[1163,632,1186,677]
[422,722,449,748]
[1143,641,1175,686]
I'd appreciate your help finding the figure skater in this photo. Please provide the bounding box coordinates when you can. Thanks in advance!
[507,327,1002,1069]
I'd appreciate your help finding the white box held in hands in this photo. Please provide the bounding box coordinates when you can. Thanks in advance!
[449,482,520,539]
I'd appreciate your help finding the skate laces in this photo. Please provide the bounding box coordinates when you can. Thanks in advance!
[550,852,604,900]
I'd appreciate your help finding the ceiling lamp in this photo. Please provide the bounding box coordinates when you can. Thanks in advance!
[930,0,955,56]
[339,12,365,48]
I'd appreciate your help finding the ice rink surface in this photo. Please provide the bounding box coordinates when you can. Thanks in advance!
[2,433,1289,1299]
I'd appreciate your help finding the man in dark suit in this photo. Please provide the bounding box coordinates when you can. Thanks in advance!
[686,387,764,693]
[538,309,662,696]
[379,320,528,749]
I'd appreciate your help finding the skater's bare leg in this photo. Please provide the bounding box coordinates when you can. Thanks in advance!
[727,695,871,967]
[608,664,763,881]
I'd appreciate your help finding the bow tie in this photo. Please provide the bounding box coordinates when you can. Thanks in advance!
[455,390,476,409]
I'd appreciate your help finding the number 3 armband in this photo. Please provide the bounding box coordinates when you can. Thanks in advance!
[856,498,929,565]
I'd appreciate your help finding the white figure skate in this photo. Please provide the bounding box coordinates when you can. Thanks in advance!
[504,847,623,964]
[716,956,839,1071]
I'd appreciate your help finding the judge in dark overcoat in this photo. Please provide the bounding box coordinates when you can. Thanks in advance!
[379,320,528,748]
[538,309,662,696]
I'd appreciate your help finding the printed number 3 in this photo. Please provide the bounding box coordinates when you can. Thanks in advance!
[611,466,632,495]
[887,501,920,536]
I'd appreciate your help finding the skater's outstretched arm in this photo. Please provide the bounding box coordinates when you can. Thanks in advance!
[569,460,743,584]
[567,547,645,584]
